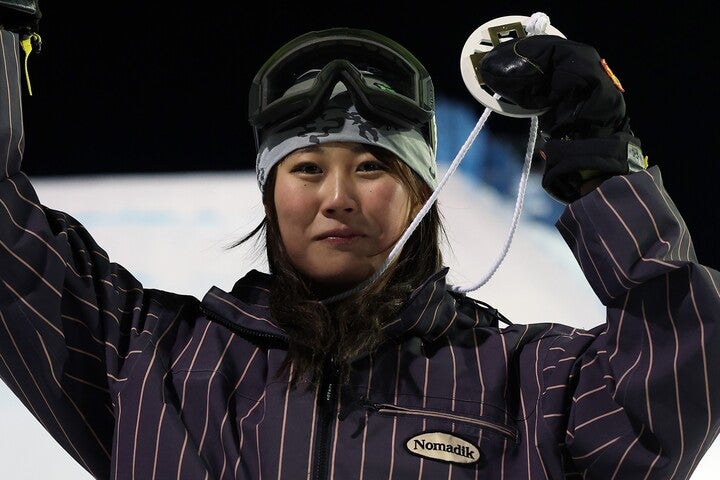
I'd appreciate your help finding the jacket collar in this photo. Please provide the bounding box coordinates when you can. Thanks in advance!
[200,268,458,342]
[201,270,288,341]
[381,267,460,341]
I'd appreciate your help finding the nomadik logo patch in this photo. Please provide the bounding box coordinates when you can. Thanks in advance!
[405,431,481,465]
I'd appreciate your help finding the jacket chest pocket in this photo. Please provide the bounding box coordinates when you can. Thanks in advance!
[367,402,517,442]
[334,397,520,479]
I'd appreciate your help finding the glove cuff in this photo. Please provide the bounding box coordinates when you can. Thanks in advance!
[540,131,646,203]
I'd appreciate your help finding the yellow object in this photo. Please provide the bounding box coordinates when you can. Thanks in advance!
[20,33,41,96]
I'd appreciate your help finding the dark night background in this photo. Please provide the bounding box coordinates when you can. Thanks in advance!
[18,2,719,270]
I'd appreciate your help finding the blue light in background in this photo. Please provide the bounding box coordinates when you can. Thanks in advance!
[435,95,564,225]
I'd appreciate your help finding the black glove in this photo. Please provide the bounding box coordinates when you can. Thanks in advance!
[479,35,646,203]
[0,0,41,36]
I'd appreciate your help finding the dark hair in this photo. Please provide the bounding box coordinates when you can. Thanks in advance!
[235,145,445,385]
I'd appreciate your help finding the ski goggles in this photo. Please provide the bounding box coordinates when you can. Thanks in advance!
[248,28,436,150]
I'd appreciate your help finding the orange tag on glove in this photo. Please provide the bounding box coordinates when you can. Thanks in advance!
[600,58,625,92]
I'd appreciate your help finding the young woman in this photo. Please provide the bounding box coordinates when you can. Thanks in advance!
[1,4,718,479]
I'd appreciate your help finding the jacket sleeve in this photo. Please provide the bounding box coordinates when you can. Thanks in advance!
[0,30,148,478]
[545,165,720,478]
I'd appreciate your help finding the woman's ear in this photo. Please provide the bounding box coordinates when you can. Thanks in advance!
[410,202,421,220]
[262,192,277,223]
[407,198,425,224]
[410,183,433,220]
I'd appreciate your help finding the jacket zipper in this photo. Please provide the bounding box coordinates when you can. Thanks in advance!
[313,360,339,480]
[204,305,342,477]
[365,401,517,441]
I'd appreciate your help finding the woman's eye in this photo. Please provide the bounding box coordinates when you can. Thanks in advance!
[357,161,387,172]
[292,163,322,174]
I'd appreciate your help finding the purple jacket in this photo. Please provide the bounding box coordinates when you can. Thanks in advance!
[1,30,719,479]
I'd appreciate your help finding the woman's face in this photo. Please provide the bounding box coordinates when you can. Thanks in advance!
[273,142,414,293]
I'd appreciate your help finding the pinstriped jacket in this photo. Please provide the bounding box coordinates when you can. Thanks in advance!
[2,30,720,480]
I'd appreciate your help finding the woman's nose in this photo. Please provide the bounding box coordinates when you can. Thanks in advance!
[321,173,358,215]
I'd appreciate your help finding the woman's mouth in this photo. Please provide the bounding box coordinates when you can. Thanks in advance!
[316,229,364,246]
